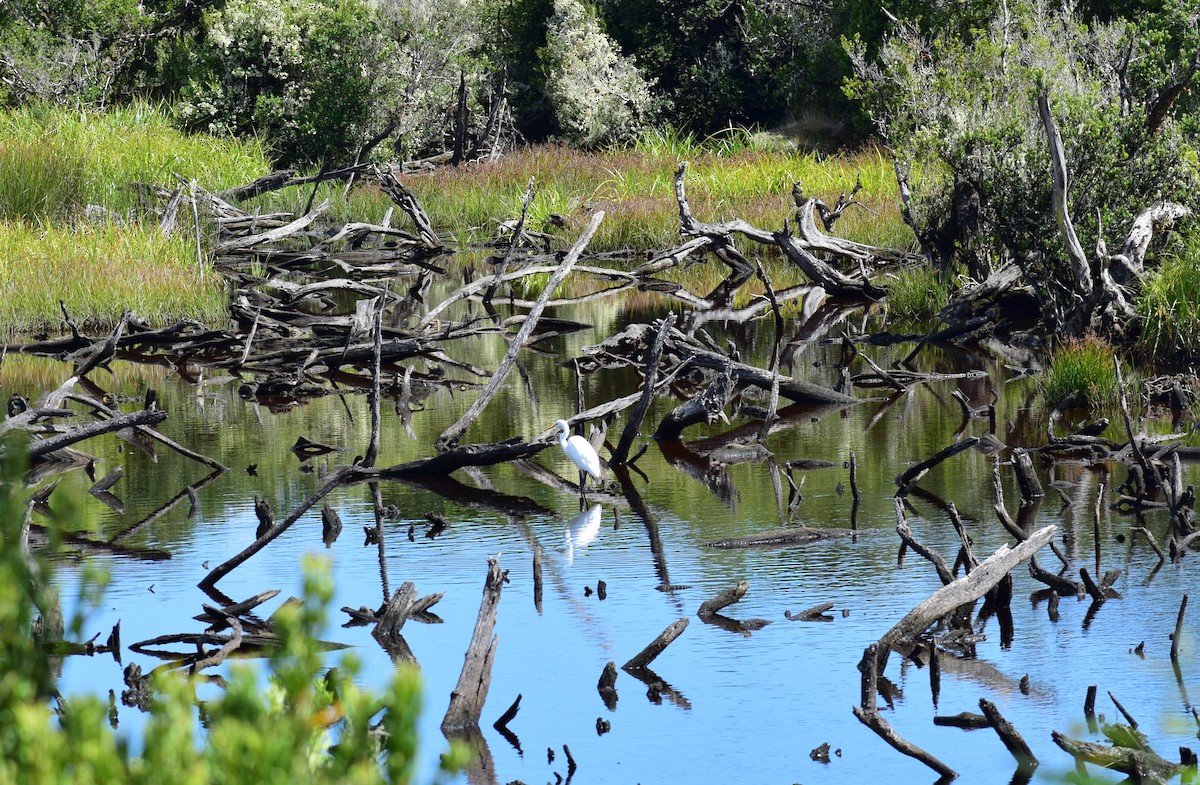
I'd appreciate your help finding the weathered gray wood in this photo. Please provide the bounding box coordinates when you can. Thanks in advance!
[622,617,688,671]
[437,211,604,450]
[611,314,674,465]
[199,466,354,591]
[1052,730,1182,780]
[705,526,852,549]
[980,698,1037,771]
[441,557,504,733]
[216,200,329,252]
[878,526,1056,656]
[697,581,749,618]
[1038,93,1092,300]
[28,408,167,458]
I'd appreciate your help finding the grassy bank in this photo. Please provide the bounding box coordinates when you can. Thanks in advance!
[0,222,228,334]
[0,103,270,335]
[254,129,914,256]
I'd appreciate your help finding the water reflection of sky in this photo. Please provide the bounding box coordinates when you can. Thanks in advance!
[18,324,1199,785]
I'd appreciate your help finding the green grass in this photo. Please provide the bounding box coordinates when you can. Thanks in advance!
[0,221,228,336]
[0,102,270,222]
[0,103,271,334]
[252,139,913,257]
[1134,233,1200,362]
[1040,336,1136,410]
[882,264,951,324]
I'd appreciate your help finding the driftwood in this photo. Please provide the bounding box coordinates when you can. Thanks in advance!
[442,557,504,734]
[199,466,354,591]
[784,601,836,621]
[622,618,688,672]
[655,361,735,440]
[611,314,674,464]
[437,211,604,450]
[895,437,980,496]
[697,581,749,618]
[979,698,1037,772]
[776,221,887,299]
[1052,728,1183,781]
[28,408,167,459]
[705,526,852,549]
[854,526,1055,779]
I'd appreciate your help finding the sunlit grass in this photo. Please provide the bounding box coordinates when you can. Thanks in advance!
[253,140,912,257]
[882,264,950,325]
[0,221,227,336]
[1134,234,1200,362]
[0,102,270,222]
[1040,336,1136,410]
[0,103,270,334]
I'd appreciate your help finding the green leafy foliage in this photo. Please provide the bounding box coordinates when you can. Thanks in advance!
[845,1,1199,323]
[176,0,384,166]
[0,438,428,785]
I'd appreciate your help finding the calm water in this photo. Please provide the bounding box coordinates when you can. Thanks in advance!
[9,286,1200,785]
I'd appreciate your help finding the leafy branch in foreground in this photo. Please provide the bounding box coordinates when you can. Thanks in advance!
[0,434,432,785]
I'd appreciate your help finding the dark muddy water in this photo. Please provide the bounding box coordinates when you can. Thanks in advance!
[8,285,1200,785]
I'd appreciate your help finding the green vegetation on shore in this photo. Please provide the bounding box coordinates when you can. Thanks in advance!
[0,104,270,335]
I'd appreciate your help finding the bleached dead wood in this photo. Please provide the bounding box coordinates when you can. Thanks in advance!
[436,211,604,450]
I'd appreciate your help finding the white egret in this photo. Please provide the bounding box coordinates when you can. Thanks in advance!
[555,418,602,496]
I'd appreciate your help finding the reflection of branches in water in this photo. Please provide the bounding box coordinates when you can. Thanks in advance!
[395,473,553,518]
[656,439,738,507]
[691,401,859,449]
[612,466,675,601]
[621,665,692,711]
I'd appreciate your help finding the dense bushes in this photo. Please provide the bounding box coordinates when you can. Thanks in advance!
[845,1,1199,294]
[175,0,383,166]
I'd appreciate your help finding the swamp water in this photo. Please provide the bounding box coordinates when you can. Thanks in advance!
[8,290,1200,785]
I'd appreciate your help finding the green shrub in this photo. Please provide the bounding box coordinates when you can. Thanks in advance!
[176,0,384,166]
[538,0,654,147]
[1134,232,1200,361]
[844,2,1199,307]
[0,436,428,784]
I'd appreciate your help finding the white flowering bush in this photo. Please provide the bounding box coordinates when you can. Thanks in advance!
[538,0,654,147]
[177,0,384,165]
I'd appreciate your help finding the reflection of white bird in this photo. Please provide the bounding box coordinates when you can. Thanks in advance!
[565,504,603,565]
[555,419,602,496]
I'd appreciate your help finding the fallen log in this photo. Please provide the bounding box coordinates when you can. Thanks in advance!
[775,220,887,299]
[895,437,980,496]
[437,211,604,450]
[28,408,167,459]
[697,581,749,619]
[705,526,852,549]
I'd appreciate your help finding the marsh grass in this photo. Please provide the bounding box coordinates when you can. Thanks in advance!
[882,264,950,324]
[0,103,270,333]
[0,103,270,222]
[0,222,228,336]
[1135,237,1200,361]
[258,140,911,257]
[1041,337,1136,411]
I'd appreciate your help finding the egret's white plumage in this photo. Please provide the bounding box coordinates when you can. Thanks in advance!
[555,419,602,489]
